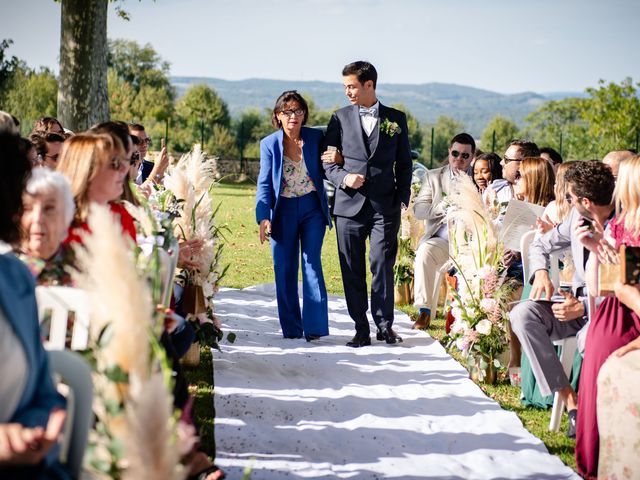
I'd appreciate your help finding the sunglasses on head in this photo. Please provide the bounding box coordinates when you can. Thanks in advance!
[451,150,471,160]
[43,132,65,143]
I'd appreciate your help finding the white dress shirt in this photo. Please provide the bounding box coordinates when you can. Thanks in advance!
[360,101,379,136]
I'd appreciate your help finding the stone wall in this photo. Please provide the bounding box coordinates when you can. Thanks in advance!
[148,150,260,181]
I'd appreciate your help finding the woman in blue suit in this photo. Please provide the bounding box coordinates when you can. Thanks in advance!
[256,91,333,341]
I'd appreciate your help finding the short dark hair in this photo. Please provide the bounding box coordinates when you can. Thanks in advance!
[540,146,563,165]
[0,133,32,243]
[128,123,145,132]
[342,61,378,89]
[450,132,476,153]
[564,160,615,206]
[271,91,309,129]
[508,139,540,158]
[473,152,503,182]
[91,121,132,151]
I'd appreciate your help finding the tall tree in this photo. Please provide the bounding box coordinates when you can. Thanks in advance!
[392,103,423,154]
[0,39,23,104]
[423,116,465,167]
[4,68,58,132]
[582,78,640,154]
[175,84,230,148]
[524,97,592,160]
[480,115,520,154]
[58,0,109,131]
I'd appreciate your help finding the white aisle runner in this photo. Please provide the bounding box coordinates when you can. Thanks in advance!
[212,285,578,479]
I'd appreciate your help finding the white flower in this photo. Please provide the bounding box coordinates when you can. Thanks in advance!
[475,319,492,335]
[480,297,498,314]
[451,306,463,321]
[455,338,469,351]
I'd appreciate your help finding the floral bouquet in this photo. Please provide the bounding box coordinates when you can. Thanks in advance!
[443,174,515,382]
[162,144,229,348]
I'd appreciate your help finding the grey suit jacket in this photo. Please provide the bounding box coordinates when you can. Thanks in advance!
[528,207,586,295]
[413,164,452,241]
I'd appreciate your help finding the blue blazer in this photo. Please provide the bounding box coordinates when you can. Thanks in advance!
[256,126,332,228]
[0,254,67,472]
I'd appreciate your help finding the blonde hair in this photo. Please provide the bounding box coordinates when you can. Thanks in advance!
[520,157,555,207]
[553,162,573,222]
[56,133,124,222]
[614,155,640,234]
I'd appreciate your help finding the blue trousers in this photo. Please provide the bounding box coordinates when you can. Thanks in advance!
[270,193,329,338]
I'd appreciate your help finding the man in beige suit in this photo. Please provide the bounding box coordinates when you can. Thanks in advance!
[412,133,475,329]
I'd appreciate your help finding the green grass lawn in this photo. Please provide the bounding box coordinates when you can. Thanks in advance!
[184,182,577,472]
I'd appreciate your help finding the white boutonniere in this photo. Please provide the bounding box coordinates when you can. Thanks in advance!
[380,118,401,137]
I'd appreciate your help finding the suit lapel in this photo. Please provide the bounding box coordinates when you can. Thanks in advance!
[442,165,452,195]
[369,103,385,159]
[275,129,284,193]
[348,104,369,160]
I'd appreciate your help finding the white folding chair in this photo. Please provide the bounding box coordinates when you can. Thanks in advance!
[48,349,94,479]
[36,286,90,350]
[549,335,578,431]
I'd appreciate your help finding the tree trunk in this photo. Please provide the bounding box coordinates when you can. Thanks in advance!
[57,0,109,132]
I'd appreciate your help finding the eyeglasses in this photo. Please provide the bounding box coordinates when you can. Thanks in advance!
[279,109,305,117]
[132,135,151,145]
[43,132,65,143]
[451,150,471,160]
[565,193,582,205]
[502,156,521,164]
[108,156,130,171]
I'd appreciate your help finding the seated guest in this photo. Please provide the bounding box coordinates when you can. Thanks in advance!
[412,133,475,329]
[472,152,502,193]
[576,154,640,478]
[490,139,540,205]
[29,132,65,170]
[0,132,69,479]
[510,160,615,439]
[513,157,555,206]
[56,133,136,245]
[128,123,169,186]
[536,162,574,236]
[16,168,75,285]
[601,149,635,181]
[539,146,563,175]
[596,286,640,479]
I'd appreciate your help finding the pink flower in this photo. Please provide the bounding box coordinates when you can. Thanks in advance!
[480,298,498,314]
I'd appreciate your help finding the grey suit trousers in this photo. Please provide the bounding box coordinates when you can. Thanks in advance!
[510,300,587,396]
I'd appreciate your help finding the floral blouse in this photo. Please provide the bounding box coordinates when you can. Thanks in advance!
[16,245,76,286]
[280,155,316,198]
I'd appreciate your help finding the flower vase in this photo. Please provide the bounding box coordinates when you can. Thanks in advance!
[182,284,206,315]
[470,354,497,385]
[394,281,413,306]
[181,341,201,367]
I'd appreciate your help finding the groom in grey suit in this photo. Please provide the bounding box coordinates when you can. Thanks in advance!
[322,61,412,347]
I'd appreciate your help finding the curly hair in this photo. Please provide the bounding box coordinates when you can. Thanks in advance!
[564,160,615,206]
[0,133,32,243]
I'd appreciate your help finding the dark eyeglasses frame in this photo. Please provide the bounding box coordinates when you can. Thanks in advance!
[279,109,305,117]
[451,150,471,160]
[502,156,521,164]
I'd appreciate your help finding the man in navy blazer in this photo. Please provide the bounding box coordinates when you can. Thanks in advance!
[323,61,412,347]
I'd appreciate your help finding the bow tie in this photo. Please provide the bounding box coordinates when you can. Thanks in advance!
[359,106,377,117]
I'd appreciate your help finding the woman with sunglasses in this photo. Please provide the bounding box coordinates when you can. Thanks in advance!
[256,91,333,341]
[56,132,137,246]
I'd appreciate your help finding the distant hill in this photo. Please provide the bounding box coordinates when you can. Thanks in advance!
[171,76,582,136]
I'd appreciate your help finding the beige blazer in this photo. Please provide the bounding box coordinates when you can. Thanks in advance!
[412,164,453,242]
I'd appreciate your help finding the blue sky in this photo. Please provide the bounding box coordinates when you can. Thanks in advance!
[2,0,638,94]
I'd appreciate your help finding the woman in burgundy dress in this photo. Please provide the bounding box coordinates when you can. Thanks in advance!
[575,154,640,479]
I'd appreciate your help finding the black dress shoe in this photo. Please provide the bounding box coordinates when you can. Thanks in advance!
[377,327,403,344]
[305,334,321,342]
[346,334,371,348]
